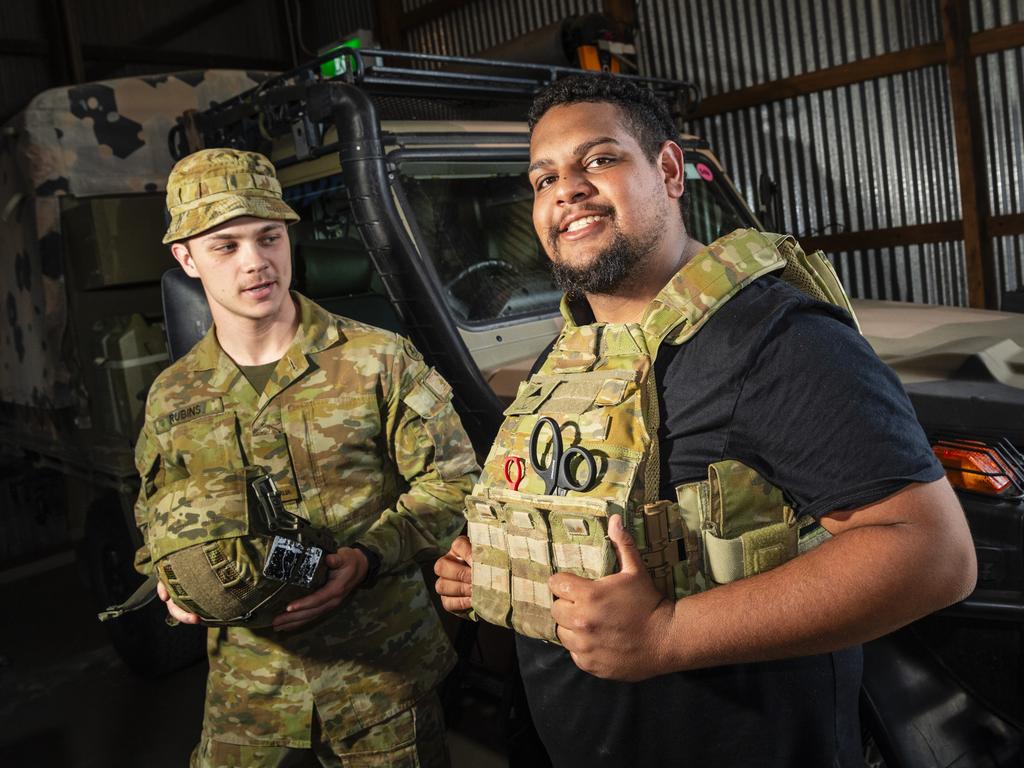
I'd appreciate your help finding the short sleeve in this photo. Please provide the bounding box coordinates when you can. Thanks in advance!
[727,297,943,518]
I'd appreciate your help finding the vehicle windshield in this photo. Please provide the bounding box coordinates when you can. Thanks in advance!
[398,152,758,326]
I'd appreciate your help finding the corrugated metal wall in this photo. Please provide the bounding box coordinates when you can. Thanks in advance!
[974,1,1024,300]
[402,0,602,57]
[396,0,1022,308]
[640,0,969,305]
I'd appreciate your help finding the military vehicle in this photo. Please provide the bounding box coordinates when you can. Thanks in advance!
[2,45,1021,765]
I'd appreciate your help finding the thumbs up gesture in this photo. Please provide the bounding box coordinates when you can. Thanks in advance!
[549,514,677,681]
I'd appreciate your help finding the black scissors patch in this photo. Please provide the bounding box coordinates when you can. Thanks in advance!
[528,416,597,496]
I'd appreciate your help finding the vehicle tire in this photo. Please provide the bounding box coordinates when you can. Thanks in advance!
[78,502,207,677]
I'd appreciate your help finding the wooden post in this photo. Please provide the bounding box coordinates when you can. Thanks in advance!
[942,0,996,308]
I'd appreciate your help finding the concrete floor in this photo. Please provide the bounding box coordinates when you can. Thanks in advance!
[0,552,508,768]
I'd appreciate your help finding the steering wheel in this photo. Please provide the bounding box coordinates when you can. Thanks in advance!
[444,259,518,294]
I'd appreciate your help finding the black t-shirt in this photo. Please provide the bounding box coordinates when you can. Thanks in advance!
[516,275,943,768]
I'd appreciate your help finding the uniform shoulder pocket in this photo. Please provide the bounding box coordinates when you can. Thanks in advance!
[404,368,452,419]
[402,368,476,481]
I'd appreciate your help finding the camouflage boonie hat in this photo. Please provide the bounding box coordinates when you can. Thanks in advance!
[162,148,299,244]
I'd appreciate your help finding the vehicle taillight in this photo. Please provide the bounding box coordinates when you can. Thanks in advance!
[932,437,1024,498]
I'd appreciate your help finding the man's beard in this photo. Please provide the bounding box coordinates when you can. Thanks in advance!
[547,213,662,300]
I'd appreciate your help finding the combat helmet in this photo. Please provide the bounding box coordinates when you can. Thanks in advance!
[101,466,336,627]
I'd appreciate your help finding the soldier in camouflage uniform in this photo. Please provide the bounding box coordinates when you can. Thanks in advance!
[135,148,477,767]
[435,77,977,767]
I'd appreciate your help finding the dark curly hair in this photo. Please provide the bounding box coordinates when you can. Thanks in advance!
[527,75,679,161]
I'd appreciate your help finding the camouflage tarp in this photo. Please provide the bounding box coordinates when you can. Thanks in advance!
[0,70,267,408]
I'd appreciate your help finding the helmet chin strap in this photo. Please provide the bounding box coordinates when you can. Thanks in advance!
[97,573,159,622]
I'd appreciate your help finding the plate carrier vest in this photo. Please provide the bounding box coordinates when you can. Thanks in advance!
[465,229,857,643]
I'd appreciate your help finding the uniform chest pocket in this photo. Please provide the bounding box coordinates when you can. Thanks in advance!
[282,397,383,527]
[170,411,242,474]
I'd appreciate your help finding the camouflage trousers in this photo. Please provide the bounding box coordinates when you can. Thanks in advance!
[190,692,450,768]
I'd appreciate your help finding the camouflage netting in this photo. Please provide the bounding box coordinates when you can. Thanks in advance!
[0,70,269,408]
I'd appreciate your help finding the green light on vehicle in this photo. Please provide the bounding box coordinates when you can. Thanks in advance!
[320,38,361,79]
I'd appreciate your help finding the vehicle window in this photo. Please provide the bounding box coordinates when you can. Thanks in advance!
[682,155,760,244]
[400,154,758,326]
[400,166,561,326]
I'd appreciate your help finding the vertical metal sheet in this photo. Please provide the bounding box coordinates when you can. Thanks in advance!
[403,0,603,57]
[971,0,1024,31]
[975,39,1024,299]
[638,0,941,96]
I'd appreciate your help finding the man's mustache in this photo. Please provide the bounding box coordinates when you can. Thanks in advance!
[547,204,616,249]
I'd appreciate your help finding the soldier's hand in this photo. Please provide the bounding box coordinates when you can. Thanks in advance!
[156,579,202,625]
[434,535,473,614]
[272,547,369,632]
[550,515,675,682]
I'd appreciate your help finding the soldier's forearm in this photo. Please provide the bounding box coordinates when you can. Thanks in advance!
[355,475,472,573]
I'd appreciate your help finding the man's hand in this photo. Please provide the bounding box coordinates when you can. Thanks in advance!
[551,514,675,682]
[156,579,202,625]
[434,535,473,614]
[272,546,368,632]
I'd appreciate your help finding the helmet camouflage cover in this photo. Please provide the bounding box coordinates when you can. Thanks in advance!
[162,147,299,243]
[155,467,336,626]
[102,466,336,627]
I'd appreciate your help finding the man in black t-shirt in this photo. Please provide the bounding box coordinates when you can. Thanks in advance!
[435,76,977,767]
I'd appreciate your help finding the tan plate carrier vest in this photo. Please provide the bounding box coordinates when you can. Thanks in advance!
[465,229,858,643]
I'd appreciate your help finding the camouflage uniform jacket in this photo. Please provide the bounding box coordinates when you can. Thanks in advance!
[133,292,477,747]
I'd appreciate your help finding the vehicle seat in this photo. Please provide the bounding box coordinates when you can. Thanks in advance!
[160,267,212,363]
[294,238,403,334]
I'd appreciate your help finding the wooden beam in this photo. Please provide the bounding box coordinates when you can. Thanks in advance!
[801,221,963,255]
[943,0,994,309]
[0,38,49,57]
[375,0,403,49]
[689,43,946,119]
[399,0,474,33]
[688,21,1024,121]
[989,212,1024,239]
[798,213,1024,257]
[969,19,1024,56]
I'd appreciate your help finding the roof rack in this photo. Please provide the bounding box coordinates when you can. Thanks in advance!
[170,48,700,159]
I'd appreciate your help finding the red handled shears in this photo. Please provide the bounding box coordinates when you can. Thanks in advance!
[503,456,526,491]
